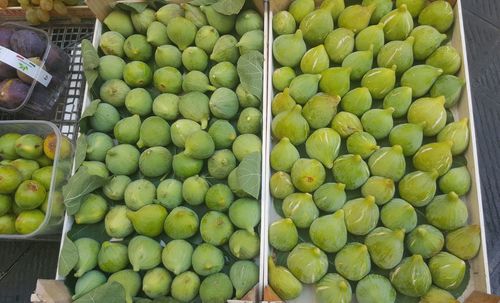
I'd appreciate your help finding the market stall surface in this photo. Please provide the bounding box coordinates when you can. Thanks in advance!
[1,1,500,301]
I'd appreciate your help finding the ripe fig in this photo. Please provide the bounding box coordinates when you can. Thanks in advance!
[268,256,302,300]
[200,211,233,246]
[15,209,44,234]
[300,9,333,46]
[407,224,445,259]
[162,240,193,275]
[338,4,376,33]
[156,4,183,26]
[211,35,239,64]
[429,252,466,290]
[167,17,196,50]
[426,192,468,231]
[446,225,481,260]
[361,66,396,99]
[356,274,396,303]
[146,21,169,47]
[184,131,215,160]
[402,65,444,98]
[0,133,21,160]
[420,286,458,303]
[342,49,374,81]
[156,179,182,209]
[413,141,453,176]
[378,37,415,75]
[205,184,234,211]
[300,45,329,74]
[270,171,295,200]
[368,145,406,181]
[287,242,328,284]
[103,10,134,37]
[411,25,448,61]
[229,230,260,260]
[170,271,200,302]
[195,25,219,54]
[124,179,156,211]
[127,204,167,237]
[437,118,469,155]
[439,166,471,196]
[272,11,296,35]
[381,198,417,233]
[269,218,298,252]
[10,29,46,58]
[123,34,152,62]
[128,235,161,271]
[390,255,432,297]
[335,242,371,281]
[389,123,423,156]
[0,214,15,234]
[365,227,405,269]
[305,128,341,169]
[332,154,370,189]
[98,241,129,273]
[272,105,310,145]
[208,120,236,149]
[302,93,340,129]
[315,273,352,303]
[155,45,182,69]
[341,87,372,117]
[182,46,208,71]
[361,176,395,205]
[271,89,296,116]
[105,205,133,239]
[74,193,107,224]
[399,170,438,207]
[346,131,379,159]
[355,23,385,56]
[99,31,125,57]
[363,0,393,23]
[228,198,260,232]
[209,62,239,89]
[232,134,261,161]
[272,30,306,67]
[154,66,182,94]
[10,159,39,181]
[208,149,237,179]
[199,273,233,303]
[343,196,379,235]
[309,210,347,253]
[380,4,414,41]
[418,0,454,33]
[230,260,259,299]
[313,182,346,212]
[192,243,224,276]
[291,158,326,193]
[106,144,140,176]
[288,0,315,22]
[172,152,203,179]
[431,75,465,108]
[0,165,22,194]
[182,175,209,206]
[282,193,319,228]
[319,67,351,98]
[289,73,322,104]
[361,108,394,139]
[142,267,172,299]
[324,28,355,64]
[426,45,462,75]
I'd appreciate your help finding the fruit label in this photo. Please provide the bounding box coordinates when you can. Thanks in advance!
[0,45,52,87]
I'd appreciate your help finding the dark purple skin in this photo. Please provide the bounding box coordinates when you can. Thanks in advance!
[10,30,47,58]
[0,78,30,109]
[0,62,16,80]
[45,46,70,73]
[0,28,15,48]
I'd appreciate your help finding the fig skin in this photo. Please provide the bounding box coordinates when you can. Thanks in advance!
[10,29,46,58]
[0,79,30,110]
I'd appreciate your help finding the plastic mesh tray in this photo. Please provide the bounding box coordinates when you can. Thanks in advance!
[0,20,95,141]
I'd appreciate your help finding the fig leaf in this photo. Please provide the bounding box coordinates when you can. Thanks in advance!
[237,152,261,199]
[57,235,78,277]
[237,50,264,101]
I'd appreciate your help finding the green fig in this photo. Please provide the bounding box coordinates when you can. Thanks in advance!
[381,198,417,233]
[338,4,376,34]
[413,141,453,176]
[209,88,239,120]
[236,9,263,36]
[232,134,261,162]
[182,47,208,71]
[437,118,469,155]
[380,4,414,41]
[14,179,46,210]
[182,3,207,28]
[402,65,444,97]
[310,210,347,253]
[268,257,302,300]
[426,192,468,231]
[320,0,345,21]
[300,9,334,46]
[98,241,129,273]
[289,0,315,22]
[272,67,296,92]
[362,0,393,23]
[446,224,481,260]
[342,48,374,81]
[74,238,100,278]
[10,159,39,181]
[355,23,385,55]
[208,121,236,150]
[426,45,462,75]
[291,158,326,193]
[170,271,200,302]
[184,131,215,160]
[127,204,167,237]
[205,184,234,211]
[282,193,319,228]
[332,154,370,189]
[289,73,322,104]
[15,134,43,160]
[178,92,210,129]
[156,179,182,209]
[200,211,233,246]
[162,240,193,275]
[170,119,201,148]
[74,193,107,224]
[365,227,405,269]
[142,267,172,299]
[125,88,152,115]
[420,286,459,303]
[396,0,425,17]
[192,243,224,276]
[108,270,141,303]
[383,87,413,119]
[300,45,329,74]
[128,235,161,271]
[343,196,379,235]
[0,194,11,216]
[123,35,153,62]
[72,270,106,300]
[153,66,182,94]
[0,133,21,160]
[147,21,169,47]
[346,131,379,159]
[324,28,355,64]
[272,10,296,35]
[419,0,454,33]
[208,149,237,179]
[131,8,155,34]
[269,218,298,252]
[89,103,120,133]
[313,183,346,212]
[270,171,295,200]
[229,230,260,260]
[302,93,340,129]
[399,170,439,207]
[0,214,15,234]
[167,17,196,50]
[273,30,307,67]
[271,89,296,116]
[356,274,396,303]
[99,31,125,57]
[361,176,395,205]
[113,115,140,145]
[199,273,233,303]
[105,205,133,238]
[139,147,172,178]
[272,105,310,145]
[155,45,182,69]
[361,108,394,139]
[407,224,444,258]
[80,161,109,179]
[305,128,341,169]
[431,75,465,108]
[156,4,183,26]
[237,30,264,55]
[390,255,432,297]
[378,37,415,75]
[209,61,239,89]
[195,25,219,54]
[182,175,209,206]
[335,242,371,281]
[271,138,299,173]
[368,145,406,181]
[124,179,156,211]
[230,260,259,299]
[210,35,239,64]
[389,123,424,156]
[14,210,44,234]
[228,198,260,232]
[411,25,448,61]
[100,79,130,107]
[201,5,236,34]
[85,132,113,163]
[319,67,351,97]
[104,10,134,37]
[287,243,328,284]
[316,273,352,303]
[173,152,203,180]
[361,66,396,99]
[429,252,466,290]
[408,96,447,136]
[439,166,472,196]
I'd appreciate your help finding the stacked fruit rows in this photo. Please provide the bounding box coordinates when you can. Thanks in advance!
[267,0,480,302]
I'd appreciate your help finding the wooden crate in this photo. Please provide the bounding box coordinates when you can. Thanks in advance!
[0,5,94,21]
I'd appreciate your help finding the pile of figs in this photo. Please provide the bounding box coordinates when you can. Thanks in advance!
[64,2,263,302]
[0,131,72,235]
[268,0,481,302]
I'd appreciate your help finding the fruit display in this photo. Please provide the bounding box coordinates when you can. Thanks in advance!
[0,124,72,236]
[59,1,264,302]
[0,0,85,25]
[0,23,70,117]
[268,0,480,301]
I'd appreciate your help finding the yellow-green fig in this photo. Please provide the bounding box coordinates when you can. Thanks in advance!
[178,92,210,129]
[163,206,199,239]
[408,96,447,136]
[383,87,413,118]
[429,252,466,290]
[320,67,351,97]
[342,48,374,81]
[355,23,385,55]
[309,210,347,253]
[333,154,370,190]
[282,193,319,228]
[361,176,395,205]
[200,211,233,246]
[167,17,196,51]
[300,9,334,46]
[182,3,207,28]
[269,218,298,252]
[272,67,296,92]
[209,61,239,89]
[291,158,326,193]
[338,4,376,34]
[201,5,235,34]
[320,0,345,21]
[108,270,141,303]
[287,242,328,284]
[389,122,424,156]
[199,273,233,303]
[420,286,459,303]
[270,171,294,200]
[74,194,108,225]
[361,66,396,99]
[413,141,453,176]
[302,93,340,129]
[142,267,172,299]
[208,150,236,180]
[98,241,129,273]
[406,224,444,258]
[341,87,373,116]
[228,198,260,232]
[271,88,296,116]
[361,108,394,139]
[195,25,219,54]
[272,11,296,35]
[237,30,264,55]
[300,45,330,74]
[324,28,355,63]
[362,0,393,23]
[306,128,341,169]
[156,4,183,26]
[208,120,236,150]
[439,166,472,196]
[72,270,106,300]
[170,271,200,302]
[401,64,444,97]
[273,30,307,67]
[380,198,417,233]
[437,118,470,155]
[426,192,468,231]
[346,131,379,159]
[380,4,414,41]
[74,238,100,278]
[127,204,167,237]
[356,274,396,303]
[205,183,234,211]
[446,225,481,260]
[211,35,239,64]
[410,25,448,61]
[377,37,415,75]
[229,230,259,260]
[343,196,379,235]
[271,137,299,173]
[426,45,462,75]
[230,260,259,299]
[331,112,363,138]
[390,255,432,297]
[399,170,438,207]
[289,0,315,22]
[272,105,310,145]
[232,134,262,162]
[316,273,352,303]
[431,75,465,108]
[418,0,454,33]
[368,145,406,181]
[313,182,346,212]
[161,240,193,275]
[103,10,134,38]
[365,227,405,269]
[268,257,302,300]
[289,73,322,104]
[191,243,224,276]
[128,235,161,272]
[335,242,371,281]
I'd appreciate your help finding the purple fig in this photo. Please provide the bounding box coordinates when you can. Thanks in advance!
[0,62,16,80]
[0,79,30,109]
[0,27,15,48]
[10,30,47,58]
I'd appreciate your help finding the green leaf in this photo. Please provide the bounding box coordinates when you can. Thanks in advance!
[237,51,264,101]
[74,134,87,171]
[79,99,101,134]
[74,282,126,303]
[115,2,149,13]
[81,39,99,89]
[62,166,108,215]
[57,235,78,277]
[68,221,109,243]
[237,152,261,199]
[212,0,245,15]
[189,0,219,6]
